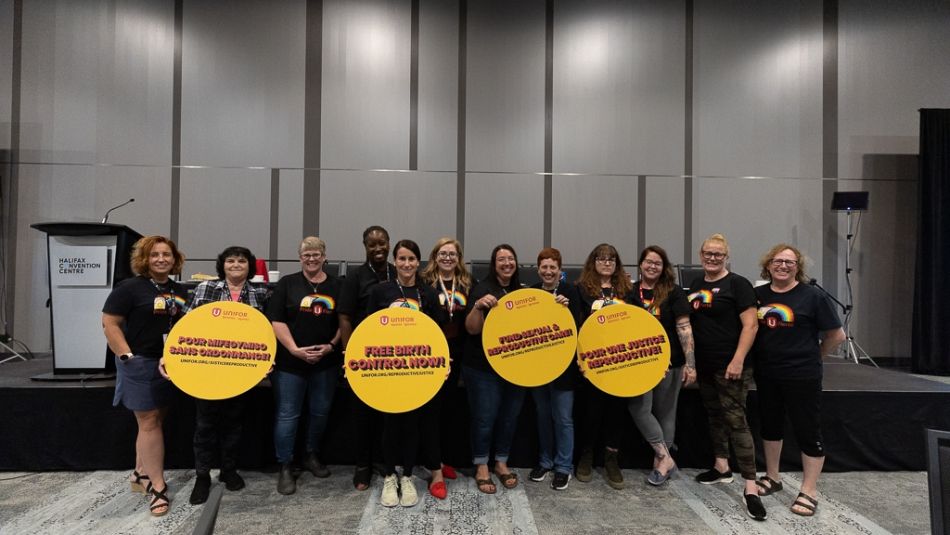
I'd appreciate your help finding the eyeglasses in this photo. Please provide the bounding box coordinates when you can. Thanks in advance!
[770,259,798,267]
[595,257,616,265]
[701,251,726,260]
[300,253,324,260]
[641,260,663,268]
[437,251,458,259]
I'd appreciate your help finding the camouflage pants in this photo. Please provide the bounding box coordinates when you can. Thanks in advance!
[697,367,756,480]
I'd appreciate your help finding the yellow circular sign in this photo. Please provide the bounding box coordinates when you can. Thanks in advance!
[164,301,276,400]
[481,288,578,387]
[345,308,450,414]
[576,303,670,397]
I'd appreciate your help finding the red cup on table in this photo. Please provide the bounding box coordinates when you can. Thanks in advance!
[255,259,269,282]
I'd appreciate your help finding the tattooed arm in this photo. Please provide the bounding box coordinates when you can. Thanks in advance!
[676,315,696,386]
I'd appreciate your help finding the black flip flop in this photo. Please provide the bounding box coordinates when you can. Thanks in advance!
[755,475,783,496]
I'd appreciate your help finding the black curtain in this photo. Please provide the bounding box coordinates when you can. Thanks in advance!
[913,109,950,375]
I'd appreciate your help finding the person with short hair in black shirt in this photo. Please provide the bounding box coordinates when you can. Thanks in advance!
[753,244,845,518]
[367,239,449,507]
[267,236,343,496]
[338,225,396,491]
[688,233,764,521]
[102,235,185,517]
[527,247,580,491]
[574,243,635,490]
[464,244,526,494]
[628,245,695,487]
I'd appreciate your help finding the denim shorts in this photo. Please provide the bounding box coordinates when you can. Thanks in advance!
[113,355,177,411]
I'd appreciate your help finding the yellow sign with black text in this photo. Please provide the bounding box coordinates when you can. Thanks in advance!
[345,308,449,413]
[577,304,670,397]
[481,288,577,387]
[164,301,276,400]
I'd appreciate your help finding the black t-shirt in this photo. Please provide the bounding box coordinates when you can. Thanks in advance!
[102,276,185,359]
[753,282,842,379]
[266,272,343,374]
[366,281,447,325]
[463,280,522,373]
[687,272,757,371]
[430,277,475,357]
[338,263,397,327]
[575,284,635,325]
[631,282,692,368]
[531,281,582,390]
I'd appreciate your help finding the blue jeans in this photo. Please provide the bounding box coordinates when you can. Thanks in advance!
[463,365,526,465]
[272,367,338,464]
[531,385,574,475]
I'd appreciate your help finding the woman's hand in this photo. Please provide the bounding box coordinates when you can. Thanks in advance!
[554,294,569,307]
[477,294,498,311]
[681,365,696,386]
[293,345,323,364]
[158,357,170,379]
[724,359,743,380]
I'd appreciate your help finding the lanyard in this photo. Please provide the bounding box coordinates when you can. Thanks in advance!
[438,277,456,320]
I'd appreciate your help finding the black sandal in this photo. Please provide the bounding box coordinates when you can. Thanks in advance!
[148,484,170,517]
[791,492,818,517]
[755,475,783,496]
[353,465,372,491]
[129,470,150,494]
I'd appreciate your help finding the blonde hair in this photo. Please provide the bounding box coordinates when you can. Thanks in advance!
[299,236,326,255]
[420,237,473,293]
[700,233,730,257]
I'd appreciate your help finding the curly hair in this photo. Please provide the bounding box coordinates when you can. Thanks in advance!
[759,243,809,283]
[130,235,185,277]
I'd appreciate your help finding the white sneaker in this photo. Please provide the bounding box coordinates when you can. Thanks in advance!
[381,474,399,507]
[399,475,418,507]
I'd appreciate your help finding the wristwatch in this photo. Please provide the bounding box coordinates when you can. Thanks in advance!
[118,352,134,362]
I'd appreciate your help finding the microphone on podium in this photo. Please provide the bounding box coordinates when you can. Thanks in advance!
[101,198,135,224]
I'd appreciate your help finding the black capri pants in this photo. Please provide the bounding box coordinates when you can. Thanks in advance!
[755,374,825,458]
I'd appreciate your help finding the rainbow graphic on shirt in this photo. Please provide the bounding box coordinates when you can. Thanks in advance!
[688,289,713,310]
[154,293,187,316]
[389,298,421,311]
[757,303,795,328]
[301,293,336,316]
[439,292,468,312]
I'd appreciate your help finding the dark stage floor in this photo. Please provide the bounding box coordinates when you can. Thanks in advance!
[2,354,949,472]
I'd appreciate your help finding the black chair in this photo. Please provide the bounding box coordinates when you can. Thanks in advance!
[676,264,705,290]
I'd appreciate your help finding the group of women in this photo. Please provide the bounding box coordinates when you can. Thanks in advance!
[102,229,844,521]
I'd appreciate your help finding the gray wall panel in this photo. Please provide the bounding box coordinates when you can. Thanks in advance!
[321,0,411,170]
[644,177,687,265]
[320,170,457,262]
[464,173,544,262]
[278,169,306,259]
[0,0,12,145]
[693,0,822,178]
[466,0,545,173]
[177,168,271,267]
[550,175,638,265]
[553,0,685,175]
[180,0,306,167]
[838,0,950,180]
[692,178,824,284]
[417,0,459,171]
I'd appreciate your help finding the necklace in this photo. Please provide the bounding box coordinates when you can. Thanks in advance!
[438,277,456,320]
[397,281,422,309]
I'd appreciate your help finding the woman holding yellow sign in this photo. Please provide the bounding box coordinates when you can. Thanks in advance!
[528,248,580,491]
[420,237,475,487]
[574,243,634,490]
[464,244,526,494]
[627,245,695,487]
[266,237,343,496]
[178,246,269,505]
[366,239,448,507]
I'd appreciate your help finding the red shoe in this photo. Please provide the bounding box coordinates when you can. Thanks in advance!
[442,464,458,480]
[429,480,447,500]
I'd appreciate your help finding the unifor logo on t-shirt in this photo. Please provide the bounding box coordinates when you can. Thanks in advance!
[299,294,336,316]
[757,304,795,328]
[688,289,713,310]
